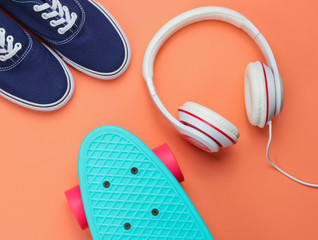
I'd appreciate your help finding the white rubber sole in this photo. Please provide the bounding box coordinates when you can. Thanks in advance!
[57,0,131,80]
[0,43,75,111]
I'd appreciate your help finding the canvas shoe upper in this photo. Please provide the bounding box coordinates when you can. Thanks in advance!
[1,0,131,80]
[0,10,74,111]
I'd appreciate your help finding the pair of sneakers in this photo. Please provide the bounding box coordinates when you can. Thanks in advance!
[0,0,131,111]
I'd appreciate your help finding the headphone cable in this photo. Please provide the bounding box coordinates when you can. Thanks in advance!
[266,121,318,187]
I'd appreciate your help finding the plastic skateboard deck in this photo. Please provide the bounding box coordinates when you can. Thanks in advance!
[77,126,214,239]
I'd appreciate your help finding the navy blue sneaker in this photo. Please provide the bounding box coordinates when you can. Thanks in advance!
[1,0,131,80]
[0,11,74,111]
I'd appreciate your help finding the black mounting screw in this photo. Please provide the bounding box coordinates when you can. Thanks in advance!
[131,167,138,175]
[103,181,110,188]
[124,222,131,230]
[152,209,159,216]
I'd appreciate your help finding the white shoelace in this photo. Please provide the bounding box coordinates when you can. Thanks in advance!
[0,28,22,62]
[33,0,78,35]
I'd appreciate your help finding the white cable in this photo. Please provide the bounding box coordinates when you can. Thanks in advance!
[266,121,318,187]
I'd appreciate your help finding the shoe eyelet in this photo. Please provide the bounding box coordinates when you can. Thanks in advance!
[58,28,64,35]
[33,5,40,12]
[0,28,5,33]
[41,13,48,19]
[50,20,56,27]
[15,43,22,49]
[7,35,13,41]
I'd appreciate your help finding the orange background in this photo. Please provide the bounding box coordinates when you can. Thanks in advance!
[1,0,318,239]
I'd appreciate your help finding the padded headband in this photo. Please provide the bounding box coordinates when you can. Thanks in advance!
[143,7,283,120]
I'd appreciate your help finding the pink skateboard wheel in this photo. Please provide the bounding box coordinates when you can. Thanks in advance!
[65,185,88,230]
[152,144,184,183]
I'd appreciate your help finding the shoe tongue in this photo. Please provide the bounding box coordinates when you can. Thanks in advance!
[54,0,83,27]
[0,11,30,68]
[33,0,83,39]
[40,0,83,23]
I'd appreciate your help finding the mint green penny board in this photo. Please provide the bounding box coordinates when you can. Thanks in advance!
[78,126,214,240]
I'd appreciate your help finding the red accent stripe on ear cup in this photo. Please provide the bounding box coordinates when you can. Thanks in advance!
[178,109,236,145]
[261,63,269,124]
[180,120,223,147]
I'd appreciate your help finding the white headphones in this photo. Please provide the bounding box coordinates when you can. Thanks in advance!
[143,6,283,153]
[143,6,318,188]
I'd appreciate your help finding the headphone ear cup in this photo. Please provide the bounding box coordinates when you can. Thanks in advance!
[178,126,220,153]
[178,102,239,149]
[244,61,273,128]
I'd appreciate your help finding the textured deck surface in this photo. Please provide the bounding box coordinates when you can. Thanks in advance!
[78,126,213,240]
